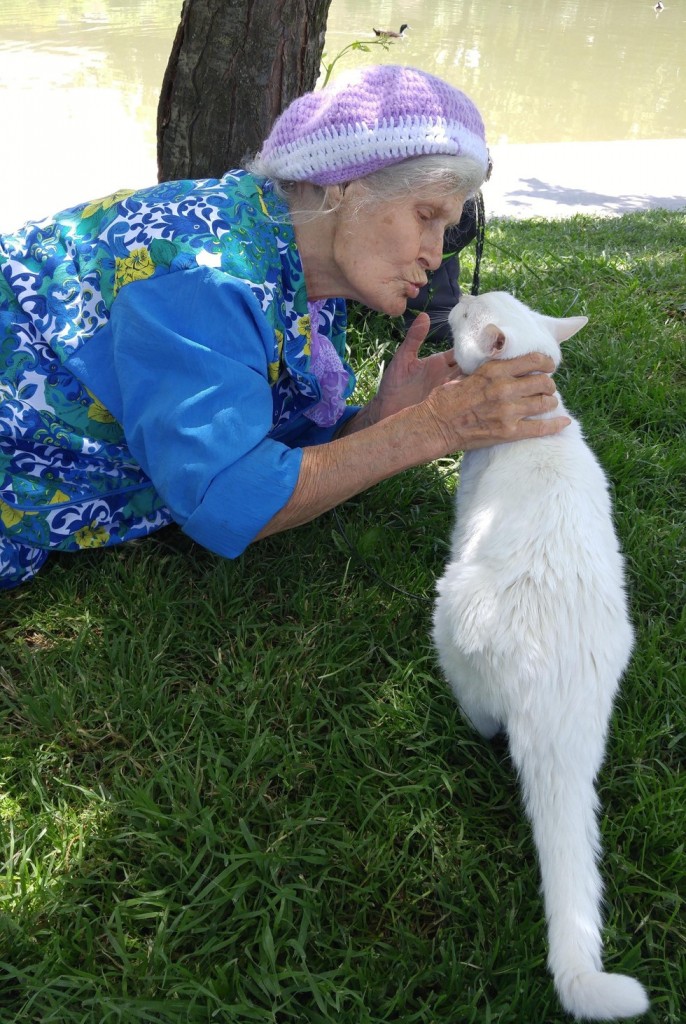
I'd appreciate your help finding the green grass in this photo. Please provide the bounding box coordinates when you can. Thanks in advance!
[2,209,684,1023]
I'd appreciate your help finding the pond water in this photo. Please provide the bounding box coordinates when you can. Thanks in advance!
[0,0,683,228]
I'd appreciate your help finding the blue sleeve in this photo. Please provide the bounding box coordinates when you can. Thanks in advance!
[106,266,303,558]
[273,404,361,448]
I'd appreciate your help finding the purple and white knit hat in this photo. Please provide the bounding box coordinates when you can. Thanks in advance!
[254,64,489,186]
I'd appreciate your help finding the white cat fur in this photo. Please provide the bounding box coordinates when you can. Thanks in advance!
[432,292,648,1020]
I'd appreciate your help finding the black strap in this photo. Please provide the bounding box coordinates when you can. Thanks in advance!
[471,190,486,296]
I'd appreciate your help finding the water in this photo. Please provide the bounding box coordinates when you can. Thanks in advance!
[0,0,683,229]
[327,0,685,144]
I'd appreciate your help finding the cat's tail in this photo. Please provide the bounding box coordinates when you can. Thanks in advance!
[557,970,649,1021]
[507,716,649,1021]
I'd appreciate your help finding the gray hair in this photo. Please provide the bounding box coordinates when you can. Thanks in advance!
[247,153,487,222]
[346,154,487,209]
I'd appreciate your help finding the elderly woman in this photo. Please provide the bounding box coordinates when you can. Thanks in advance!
[0,65,567,589]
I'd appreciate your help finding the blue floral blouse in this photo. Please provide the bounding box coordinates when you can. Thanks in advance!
[0,171,357,588]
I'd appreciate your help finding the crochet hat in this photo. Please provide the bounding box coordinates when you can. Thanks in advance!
[254,64,489,186]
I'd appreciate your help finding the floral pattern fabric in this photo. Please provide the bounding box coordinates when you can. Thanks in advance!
[0,171,355,587]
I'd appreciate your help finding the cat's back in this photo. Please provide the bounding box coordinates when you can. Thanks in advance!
[449,412,628,601]
[440,413,633,692]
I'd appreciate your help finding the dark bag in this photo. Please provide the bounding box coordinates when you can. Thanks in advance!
[403,191,485,342]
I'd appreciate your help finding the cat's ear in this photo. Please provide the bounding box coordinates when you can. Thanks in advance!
[483,323,507,355]
[544,315,589,343]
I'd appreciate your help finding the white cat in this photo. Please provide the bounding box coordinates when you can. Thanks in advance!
[432,292,649,1020]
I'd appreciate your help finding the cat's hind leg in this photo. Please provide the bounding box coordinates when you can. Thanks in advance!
[456,679,502,740]
[465,707,502,740]
[432,609,502,739]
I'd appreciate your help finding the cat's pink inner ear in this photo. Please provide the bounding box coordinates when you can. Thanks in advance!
[483,323,506,355]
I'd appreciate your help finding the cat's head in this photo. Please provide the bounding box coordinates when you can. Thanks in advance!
[448,292,588,374]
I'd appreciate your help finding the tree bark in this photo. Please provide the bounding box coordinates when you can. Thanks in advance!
[157,0,333,183]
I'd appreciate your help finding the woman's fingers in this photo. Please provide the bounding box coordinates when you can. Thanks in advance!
[486,352,557,377]
[399,312,431,359]
[526,414,572,437]
[426,359,570,451]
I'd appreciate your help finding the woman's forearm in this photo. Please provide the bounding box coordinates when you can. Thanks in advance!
[254,352,570,543]
[254,401,437,540]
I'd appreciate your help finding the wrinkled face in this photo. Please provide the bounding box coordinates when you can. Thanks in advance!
[330,185,465,316]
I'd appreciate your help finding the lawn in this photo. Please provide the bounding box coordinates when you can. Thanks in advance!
[1,208,684,1023]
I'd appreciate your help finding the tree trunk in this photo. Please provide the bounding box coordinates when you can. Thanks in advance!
[157,0,333,183]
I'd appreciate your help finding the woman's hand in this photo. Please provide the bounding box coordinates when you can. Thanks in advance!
[255,314,570,542]
[420,351,567,452]
[340,311,567,450]
[364,313,462,423]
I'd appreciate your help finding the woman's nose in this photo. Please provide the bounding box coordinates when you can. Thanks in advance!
[420,230,445,271]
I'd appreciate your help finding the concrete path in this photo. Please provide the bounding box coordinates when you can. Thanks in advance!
[484,138,686,219]
[1,139,683,231]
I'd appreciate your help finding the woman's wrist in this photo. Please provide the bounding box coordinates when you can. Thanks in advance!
[335,397,382,438]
